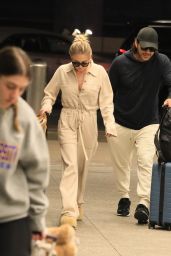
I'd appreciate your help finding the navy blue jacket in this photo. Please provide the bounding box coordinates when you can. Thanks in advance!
[109,50,171,129]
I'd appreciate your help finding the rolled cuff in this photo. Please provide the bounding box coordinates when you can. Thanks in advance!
[40,104,52,114]
[29,214,46,232]
[105,123,117,136]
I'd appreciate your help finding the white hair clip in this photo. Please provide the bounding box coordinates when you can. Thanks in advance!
[85,29,93,36]
[72,29,81,36]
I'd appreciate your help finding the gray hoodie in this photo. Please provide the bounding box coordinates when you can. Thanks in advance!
[0,97,49,232]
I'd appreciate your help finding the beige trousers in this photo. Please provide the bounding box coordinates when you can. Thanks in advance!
[58,108,98,218]
[107,123,159,208]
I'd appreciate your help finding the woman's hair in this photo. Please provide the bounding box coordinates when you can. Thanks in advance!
[69,33,92,57]
[0,46,31,78]
[0,46,32,132]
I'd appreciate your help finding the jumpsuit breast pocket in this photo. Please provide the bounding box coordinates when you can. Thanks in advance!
[82,84,100,106]
[60,83,76,106]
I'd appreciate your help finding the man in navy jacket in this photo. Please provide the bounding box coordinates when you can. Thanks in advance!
[108,27,171,224]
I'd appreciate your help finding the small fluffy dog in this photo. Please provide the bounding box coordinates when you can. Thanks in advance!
[32,224,77,256]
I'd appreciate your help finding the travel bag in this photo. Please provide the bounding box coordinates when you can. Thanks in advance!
[149,162,171,230]
[154,106,171,163]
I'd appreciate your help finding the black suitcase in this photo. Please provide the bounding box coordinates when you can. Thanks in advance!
[149,162,171,230]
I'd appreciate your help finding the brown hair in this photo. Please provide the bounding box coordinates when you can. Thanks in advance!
[69,34,92,57]
[131,39,139,54]
[0,46,32,131]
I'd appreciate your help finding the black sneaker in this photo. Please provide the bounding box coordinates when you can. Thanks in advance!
[134,204,149,224]
[117,198,131,216]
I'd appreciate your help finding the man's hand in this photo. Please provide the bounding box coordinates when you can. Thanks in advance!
[163,98,171,107]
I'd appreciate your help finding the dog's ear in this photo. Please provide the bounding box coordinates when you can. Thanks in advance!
[56,224,75,245]
[47,224,77,256]
[47,224,75,242]
[46,226,61,236]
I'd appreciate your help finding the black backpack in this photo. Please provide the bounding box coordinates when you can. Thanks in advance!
[154,107,171,163]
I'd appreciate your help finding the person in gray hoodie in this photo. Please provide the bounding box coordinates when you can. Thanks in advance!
[0,46,49,256]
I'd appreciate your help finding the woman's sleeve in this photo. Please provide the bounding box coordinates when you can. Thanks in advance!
[99,67,117,136]
[40,67,61,114]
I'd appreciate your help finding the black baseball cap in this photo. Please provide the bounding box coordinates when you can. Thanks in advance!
[137,27,158,50]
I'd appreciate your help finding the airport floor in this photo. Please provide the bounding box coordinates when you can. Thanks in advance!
[46,135,171,256]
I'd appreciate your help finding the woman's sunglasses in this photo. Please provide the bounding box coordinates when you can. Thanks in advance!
[72,61,90,68]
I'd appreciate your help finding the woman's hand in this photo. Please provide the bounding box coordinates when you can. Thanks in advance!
[105,133,116,137]
[32,231,45,241]
[38,109,48,116]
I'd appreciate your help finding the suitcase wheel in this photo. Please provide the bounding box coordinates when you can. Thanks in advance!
[148,222,155,229]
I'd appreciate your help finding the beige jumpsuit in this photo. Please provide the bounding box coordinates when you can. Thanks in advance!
[41,62,117,218]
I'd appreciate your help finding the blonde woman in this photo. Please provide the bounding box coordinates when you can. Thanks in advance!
[40,30,117,228]
[0,46,49,256]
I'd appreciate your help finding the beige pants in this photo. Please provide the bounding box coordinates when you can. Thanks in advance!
[107,123,159,208]
[58,108,98,218]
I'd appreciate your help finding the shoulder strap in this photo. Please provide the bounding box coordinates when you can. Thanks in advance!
[158,106,169,130]
[154,106,169,163]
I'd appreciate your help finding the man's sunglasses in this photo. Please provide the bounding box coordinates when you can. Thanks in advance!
[72,61,90,67]
[140,46,156,52]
